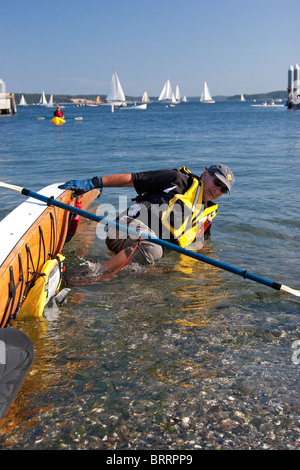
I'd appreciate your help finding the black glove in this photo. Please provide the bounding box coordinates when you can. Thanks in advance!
[58,177,102,194]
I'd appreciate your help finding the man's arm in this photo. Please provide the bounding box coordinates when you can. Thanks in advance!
[102,174,133,187]
[58,173,134,193]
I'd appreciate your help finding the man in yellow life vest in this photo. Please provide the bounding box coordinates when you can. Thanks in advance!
[59,163,235,272]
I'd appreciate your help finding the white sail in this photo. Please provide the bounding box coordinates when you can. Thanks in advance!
[19,94,27,106]
[158,80,173,101]
[182,95,187,102]
[171,93,177,104]
[142,91,150,103]
[39,91,48,105]
[200,81,215,103]
[48,94,54,107]
[175,85,181,101]
[241,94,246,101]
[106,70,126,103]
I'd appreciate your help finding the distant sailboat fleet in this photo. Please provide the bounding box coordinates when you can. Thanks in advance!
[19,92,56,107]
[19,71,269,109]
[158,80,187,105]
[17,75,190,110]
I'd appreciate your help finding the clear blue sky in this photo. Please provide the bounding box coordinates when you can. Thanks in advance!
[1,0,299,97]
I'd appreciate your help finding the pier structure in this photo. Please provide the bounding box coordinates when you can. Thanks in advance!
[0,79,17,115]
[287,64,300,97]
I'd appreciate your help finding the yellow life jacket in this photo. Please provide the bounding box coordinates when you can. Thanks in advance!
[161,167,218,248]
[18,253,65,318]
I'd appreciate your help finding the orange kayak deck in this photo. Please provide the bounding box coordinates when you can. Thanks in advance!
[0,183,100,327]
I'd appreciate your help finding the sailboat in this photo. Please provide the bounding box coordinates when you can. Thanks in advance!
[171,93,178,105]
[39,91,48,105]
[241,94,246,101]
[142,91,150,103]
[106,70,126,106]
[182,96,188,102]
[158,80,173,101]
[47,94,54,107]
[19,94,27,106]
[200,81,215,103]
[38,91,48,106]
[169,85,181,106]
[96,95,102,104]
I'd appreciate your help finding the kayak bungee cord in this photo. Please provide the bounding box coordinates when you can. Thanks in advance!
[1,181,299,297]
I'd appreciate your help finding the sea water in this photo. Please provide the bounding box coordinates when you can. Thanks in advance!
[0,101,299,449]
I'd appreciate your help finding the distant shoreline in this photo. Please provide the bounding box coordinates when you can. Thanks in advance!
[12,90,287,105]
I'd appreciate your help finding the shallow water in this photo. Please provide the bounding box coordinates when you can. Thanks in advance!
[0,101,299,449]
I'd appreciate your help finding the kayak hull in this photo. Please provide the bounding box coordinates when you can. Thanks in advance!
[51,117,65,125]
[0,184,99,327]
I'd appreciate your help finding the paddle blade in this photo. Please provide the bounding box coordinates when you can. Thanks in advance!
[280,285,300,297]
[0,182,23,193]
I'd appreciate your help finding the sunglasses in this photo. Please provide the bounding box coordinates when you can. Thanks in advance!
[212,177,228,194]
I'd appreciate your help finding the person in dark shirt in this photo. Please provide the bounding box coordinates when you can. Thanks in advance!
[59,163,235,272]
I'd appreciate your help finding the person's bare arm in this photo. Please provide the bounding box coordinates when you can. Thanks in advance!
[102,174,133,187]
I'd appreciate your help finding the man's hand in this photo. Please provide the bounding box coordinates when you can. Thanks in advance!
[58,177,102,194]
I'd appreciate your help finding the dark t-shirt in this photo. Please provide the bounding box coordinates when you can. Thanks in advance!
[132,169,192,199]
[111,168,213,244]
[132,169,193,224]
[128,168,212,241]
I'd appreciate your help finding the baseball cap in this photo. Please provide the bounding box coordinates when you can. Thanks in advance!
[207,163,235,193]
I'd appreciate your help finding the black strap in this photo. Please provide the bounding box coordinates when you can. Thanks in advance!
[47,196,54,206]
